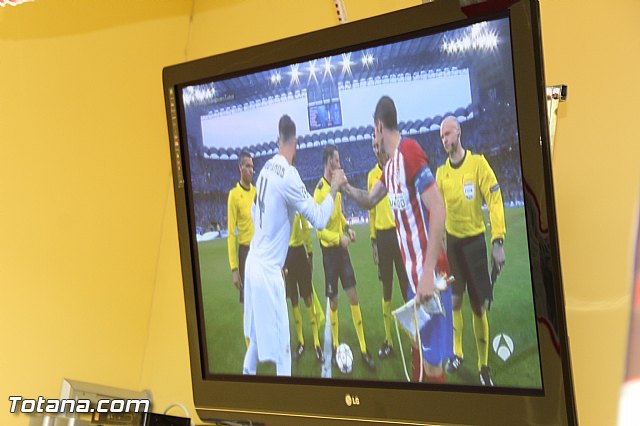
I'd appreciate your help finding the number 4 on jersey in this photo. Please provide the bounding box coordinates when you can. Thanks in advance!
[257,176,268,228]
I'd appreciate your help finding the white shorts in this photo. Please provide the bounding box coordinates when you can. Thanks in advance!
[243,253,291,364]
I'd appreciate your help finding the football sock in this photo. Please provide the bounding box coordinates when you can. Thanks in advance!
[351,304,367,353]
[453,308,464,358]
[242,339,258,375]
[312,288,325,328]
[473,310,489,370]
[411,346,423,382]
[243,316,250,349]
[306,304,320,348]
[293,305,304,345]
[275,352,291,376]
[330,307,339,348]
[382,299,393,347]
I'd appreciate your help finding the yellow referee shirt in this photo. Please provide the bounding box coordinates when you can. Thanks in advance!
[313,177,346,248]
[367,163,396,239]
[436,150,506,242]
[289,212,313,254]
[227,182,256,270]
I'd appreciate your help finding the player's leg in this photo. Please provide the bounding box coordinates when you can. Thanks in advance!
[322,247,341,364]
[285,248,305,360]
[392,235,410,303]
[249,262,292,377]
[420,288,453,384]
[390,241,420,378]
[303,294,323,363]
[462,234,494,386]
[446,234,467,373]
[239,244,251,348]
[290,294,305,360]
[242,258,257,375]
[238,245,249,303]
[312,286,325,328]
[242,331,258,375]
[340,248,375,371]
[376,230,395,359]
[404,281,426,381]
[472,305,492,385]
[297,246,323,363]
[275,351,292,376]
[274,269,292,376]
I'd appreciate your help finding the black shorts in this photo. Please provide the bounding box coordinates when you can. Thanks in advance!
[284,245,313,304]
[321,245,357,300]
[376,228,409,302]
[238,244,250,303]
[446,233,492,308]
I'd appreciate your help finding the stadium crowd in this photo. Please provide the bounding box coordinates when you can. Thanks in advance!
[190,104,522,232]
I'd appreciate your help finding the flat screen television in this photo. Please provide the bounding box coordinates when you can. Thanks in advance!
[162,0,577,424]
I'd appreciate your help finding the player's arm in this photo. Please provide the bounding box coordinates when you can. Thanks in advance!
[368,206,377,241]
[287,168,343,231]
[417,182,446,303]
[367,170,379,264]
[479,156,506,271]
[369,210,379,264]
[300,216,313,272]
[301,215,312,254]
[227,191,241,289]
[343,180,387,211]
[341,211,356,242]
[434,167,447,253]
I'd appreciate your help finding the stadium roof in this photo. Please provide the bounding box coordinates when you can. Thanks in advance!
[184,21,505,110]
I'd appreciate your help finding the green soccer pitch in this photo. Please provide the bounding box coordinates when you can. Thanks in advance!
[196,207,541,388]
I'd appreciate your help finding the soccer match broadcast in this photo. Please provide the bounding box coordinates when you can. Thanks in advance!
[179,16,542,389]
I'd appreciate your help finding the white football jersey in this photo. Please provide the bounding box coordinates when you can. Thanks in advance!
[250,154,334,268]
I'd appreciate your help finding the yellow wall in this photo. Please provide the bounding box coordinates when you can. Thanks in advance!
[1,1,639,426]
[540,0,640,424]
[0,1,191,425]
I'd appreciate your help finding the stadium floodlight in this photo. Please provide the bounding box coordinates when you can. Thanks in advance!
[270,72,281,85]
[442,24,498,54]
[289,63,301,87]
[322,57,333,81]
[307,60,318,85]
[339,52,354,78]
[361,52,374,68]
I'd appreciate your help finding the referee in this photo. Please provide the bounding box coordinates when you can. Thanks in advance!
[435,116,506,386]
[315,145,375,371]
[285,213,324,363]
[227,151,256,344]
[367,138,409,359]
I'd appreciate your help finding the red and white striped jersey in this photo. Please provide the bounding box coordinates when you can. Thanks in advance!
[380,137,447,290]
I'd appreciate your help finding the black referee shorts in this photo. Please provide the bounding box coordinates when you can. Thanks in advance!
[446,232,492,308]
[321,245,357,300]
[238,244,250,303]
[376,228,409,302]
[284,245,313,305]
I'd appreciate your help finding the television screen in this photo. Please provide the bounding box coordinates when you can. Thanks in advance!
[163,0,576,424]
[308,100,342,131]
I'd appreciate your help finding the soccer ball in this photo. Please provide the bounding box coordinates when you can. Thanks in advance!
[335,343,353,374]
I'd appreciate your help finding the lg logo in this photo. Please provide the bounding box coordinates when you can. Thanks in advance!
[344,394,360,407]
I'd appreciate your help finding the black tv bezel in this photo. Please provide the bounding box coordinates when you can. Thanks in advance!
[163,0,577,424]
